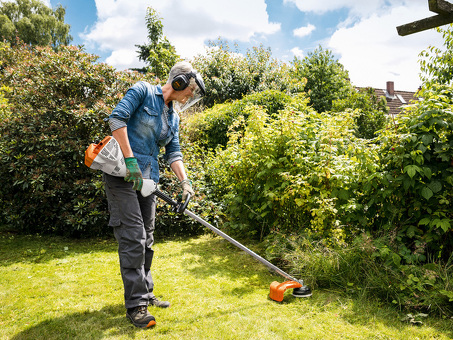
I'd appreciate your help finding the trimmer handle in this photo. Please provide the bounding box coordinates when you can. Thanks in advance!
[177,192,191,213]
[153,189,191,214]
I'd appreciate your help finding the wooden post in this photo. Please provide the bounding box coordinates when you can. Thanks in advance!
[429,0,453,14]
[397,0,453,36]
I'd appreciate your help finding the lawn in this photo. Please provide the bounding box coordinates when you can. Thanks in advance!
[0,231,452,340]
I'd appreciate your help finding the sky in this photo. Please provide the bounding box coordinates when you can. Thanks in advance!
[41,0,446,92]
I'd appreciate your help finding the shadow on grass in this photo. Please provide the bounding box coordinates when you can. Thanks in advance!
[317,290,453,338]
[171,235,453,338]
[177,234,287,283]
[10,304,138,340]
[0,231,118,266]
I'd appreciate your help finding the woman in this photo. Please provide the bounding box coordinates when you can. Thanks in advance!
[103,61,205,328]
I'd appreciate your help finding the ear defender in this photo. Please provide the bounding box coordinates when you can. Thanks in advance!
[171,72,196,91]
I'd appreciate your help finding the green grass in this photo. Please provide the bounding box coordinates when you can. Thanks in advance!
[0,231,452,339]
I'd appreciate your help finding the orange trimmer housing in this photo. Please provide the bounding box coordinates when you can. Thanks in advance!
[269,280,303,302]
[84,136,113,168]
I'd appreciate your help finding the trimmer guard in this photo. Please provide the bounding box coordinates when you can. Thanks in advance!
[269,280,303,302]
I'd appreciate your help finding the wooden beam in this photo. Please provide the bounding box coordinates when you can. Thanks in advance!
[429,0,453,15]
[397,13,453,36]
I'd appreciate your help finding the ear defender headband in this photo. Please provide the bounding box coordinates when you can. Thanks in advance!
[171,71,197,91]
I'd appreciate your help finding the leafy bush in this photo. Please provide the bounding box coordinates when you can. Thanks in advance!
[154,142,224,238]
[205,97,379,244]
[0,85,11,120]
[184,89,293,149]
[0,42,152,236]
[363,84,453,262]
[332,87,389,139]
[0,41,220,238]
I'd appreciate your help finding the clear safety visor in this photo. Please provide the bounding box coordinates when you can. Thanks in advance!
[178,92,204,112]
[178,73,206,112]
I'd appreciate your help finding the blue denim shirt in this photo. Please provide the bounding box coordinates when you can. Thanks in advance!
[106,81,183,183]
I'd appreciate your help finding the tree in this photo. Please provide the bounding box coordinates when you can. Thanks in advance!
[0,0,72,50]
[292,46,352,113]
[136,7,180,80]
[192,39,300,108]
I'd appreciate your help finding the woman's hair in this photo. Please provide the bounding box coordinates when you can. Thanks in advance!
[167,61,194,84]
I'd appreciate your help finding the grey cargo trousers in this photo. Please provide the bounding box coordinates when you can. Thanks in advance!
[103,173,157,309]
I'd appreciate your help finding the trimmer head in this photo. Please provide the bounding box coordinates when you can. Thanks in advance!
[269,280,312,302]
[292,285,312,298]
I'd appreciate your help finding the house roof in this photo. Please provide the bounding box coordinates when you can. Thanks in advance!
[365,82,420,115]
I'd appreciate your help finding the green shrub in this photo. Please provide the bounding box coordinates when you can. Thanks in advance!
[0,85,11,120]
[0,42,152,236]
[184,89,293,150]
[332,87,389,139]
[0,41,217,238]
[154,143,224,238]
[363,84,453,262]
[206,98,379,244]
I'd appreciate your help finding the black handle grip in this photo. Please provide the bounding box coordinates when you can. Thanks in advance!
[153,189,191,214]
[154,189,178,206]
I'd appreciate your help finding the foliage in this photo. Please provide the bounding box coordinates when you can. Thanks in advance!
[265,232,453,316]
[363,84,453,262]
[153,142,224,238]
[0,41,216,238]
[205,98,379,244]
[0,85,11,120]
[0,0,72,50]
[419,25,453,88]
[135,7,181,80]
[332,87,389,139]
[0,41,152,236]
[292,45,352,113]
[192,39,303,108]
[184,89,293,150]
[360,26,453,263]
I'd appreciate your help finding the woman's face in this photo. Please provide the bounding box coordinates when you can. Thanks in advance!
[176,84,197,104]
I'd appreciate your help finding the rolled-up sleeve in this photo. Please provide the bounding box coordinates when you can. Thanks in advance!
[108,118,127,132]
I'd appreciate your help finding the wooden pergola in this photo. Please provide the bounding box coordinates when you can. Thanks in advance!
[397,0,453,36]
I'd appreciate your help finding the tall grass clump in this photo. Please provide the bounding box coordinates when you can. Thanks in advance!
[264,232,453,316]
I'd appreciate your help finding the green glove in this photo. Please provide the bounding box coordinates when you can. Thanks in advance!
[124,157,143,191]
[180,179,194,200]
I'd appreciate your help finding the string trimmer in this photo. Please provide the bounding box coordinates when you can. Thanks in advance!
[85,136,312,302]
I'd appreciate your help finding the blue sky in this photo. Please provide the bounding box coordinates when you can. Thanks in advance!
[44,0,445,91]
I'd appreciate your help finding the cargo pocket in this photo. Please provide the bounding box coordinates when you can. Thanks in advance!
[114,224,146,269]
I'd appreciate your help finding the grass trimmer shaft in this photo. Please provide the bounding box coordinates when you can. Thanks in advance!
[153,189,312,302]
[84,136,310,301]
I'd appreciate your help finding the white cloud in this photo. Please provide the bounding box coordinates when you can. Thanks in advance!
[291,47,304,58]
[105,49,142,72]
[81,0,280,70]
[80,0,150,70]
[293,24,316,37]
[283,0,407,16]
[327,3,444,91]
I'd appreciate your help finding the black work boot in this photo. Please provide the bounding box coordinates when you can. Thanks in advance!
[126,306,156,328]
[149,295,170,308]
